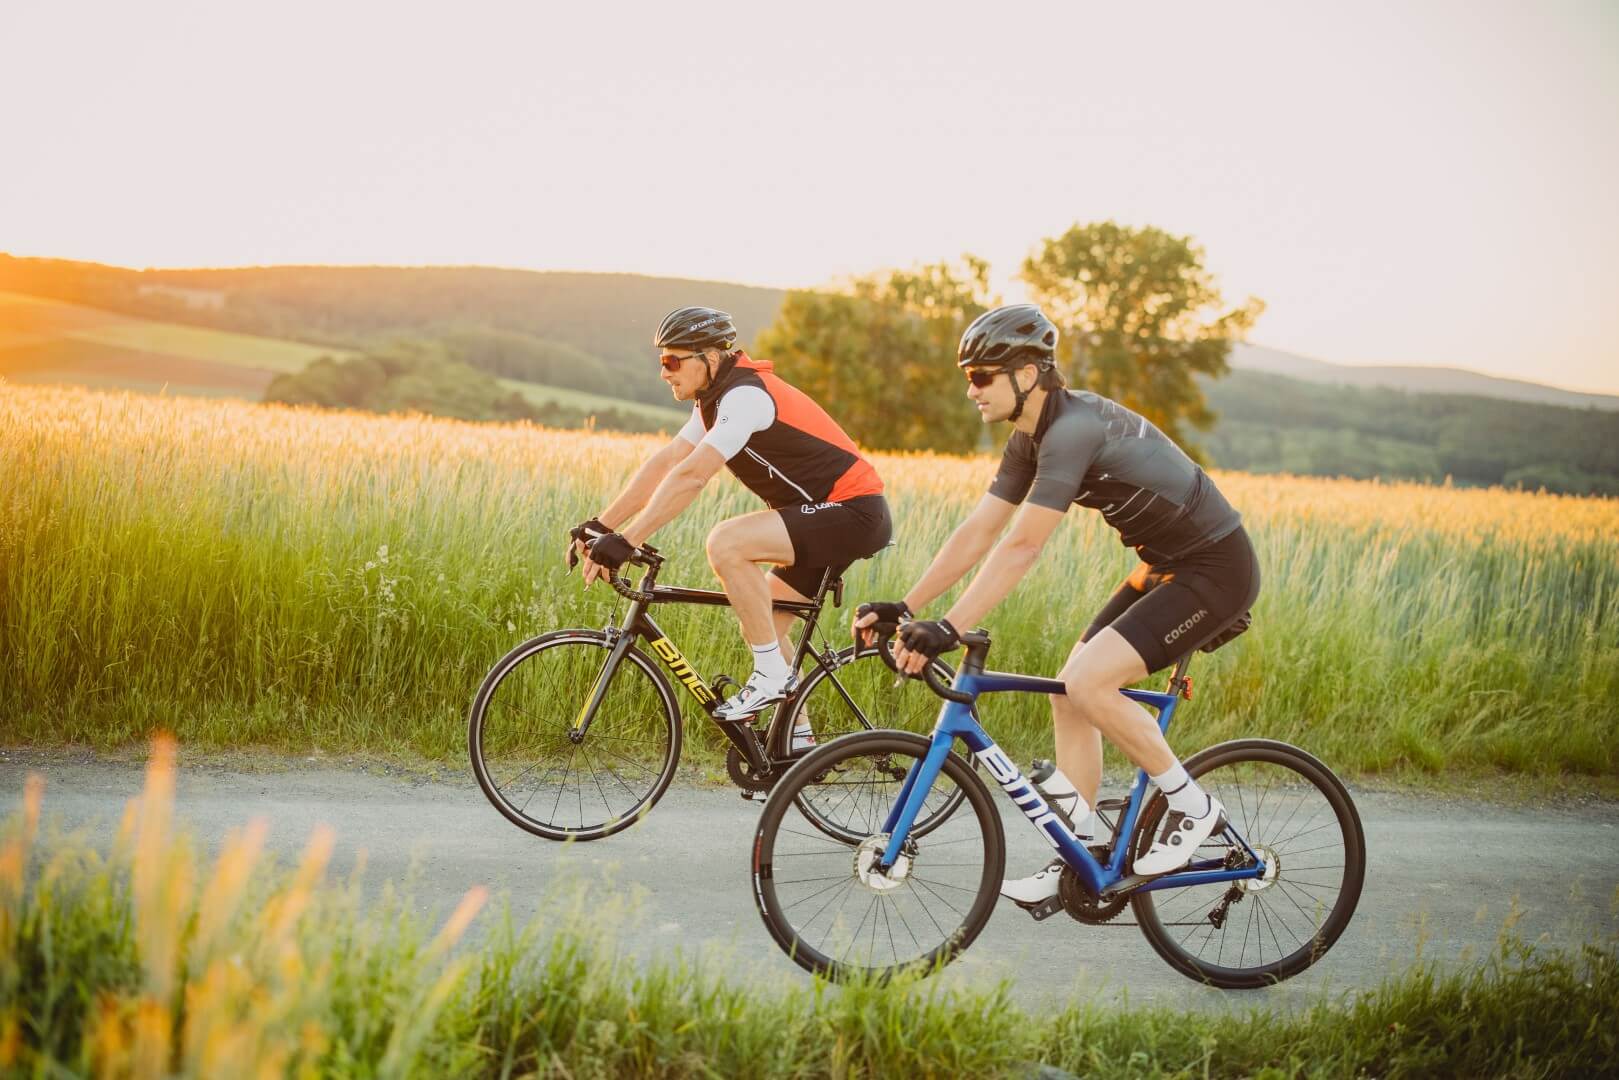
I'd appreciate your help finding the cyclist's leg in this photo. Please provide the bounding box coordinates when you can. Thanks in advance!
[1070,532,1260,873]
[767,571,814,658]
[706,512,797,714]
[1049,563,1155,810]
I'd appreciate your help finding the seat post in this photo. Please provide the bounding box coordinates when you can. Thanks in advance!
[1165,655,1194,700]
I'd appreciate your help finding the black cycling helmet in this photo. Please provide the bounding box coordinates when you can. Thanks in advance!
[957,304,1058,369]
[654,306,738,353]
[958,304,1058,422]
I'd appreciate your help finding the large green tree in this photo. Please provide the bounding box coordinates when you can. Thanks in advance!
[1021,221,1263,459]
[754,258,993,453]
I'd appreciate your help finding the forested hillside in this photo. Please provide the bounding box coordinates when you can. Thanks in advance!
[1202,371,1619,495]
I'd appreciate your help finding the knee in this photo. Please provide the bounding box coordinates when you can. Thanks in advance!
[1059,671,1114,722]
[705,525,739,569]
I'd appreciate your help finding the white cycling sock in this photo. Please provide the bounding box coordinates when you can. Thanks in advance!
[1151,763,1209,817]
[749,641,791,683]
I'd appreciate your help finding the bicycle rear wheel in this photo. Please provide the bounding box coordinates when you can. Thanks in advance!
[1130,738,1365,988]
[752,731,1004,982]
[469,630,681,841]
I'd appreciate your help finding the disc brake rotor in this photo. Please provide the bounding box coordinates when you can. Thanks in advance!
[853,834,913,893]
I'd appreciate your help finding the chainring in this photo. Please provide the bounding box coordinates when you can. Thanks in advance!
[725,745,778,793]
[1059,863,1130,925]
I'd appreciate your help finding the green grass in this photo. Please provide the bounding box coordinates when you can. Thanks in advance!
[2,758,1615,1077]
[2,384,1617,783]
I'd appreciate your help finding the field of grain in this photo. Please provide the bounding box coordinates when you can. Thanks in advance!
[2,382,1615,778]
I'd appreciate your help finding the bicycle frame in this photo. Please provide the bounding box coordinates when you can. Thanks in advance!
[574,553,867,774]
[875,652,1267,901]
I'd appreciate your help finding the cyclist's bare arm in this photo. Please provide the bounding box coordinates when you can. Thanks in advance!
[854,493,1016,643]
[574,437,695,577]
[890,501,1064,672]
[940,501,1063,629]
[620,443,726,547]
[594,437,695,532]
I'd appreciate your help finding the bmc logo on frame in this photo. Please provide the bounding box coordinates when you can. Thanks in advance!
[649,637,716,704]
[1163,609,1210,645]
[973,745,1072,850]
[800,502,841,514]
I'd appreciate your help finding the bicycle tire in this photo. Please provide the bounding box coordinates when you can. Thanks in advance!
[1129,738,1365,988]
[469,630,682,841]
[752,730,1005,982]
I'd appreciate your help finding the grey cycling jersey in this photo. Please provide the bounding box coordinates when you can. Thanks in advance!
[988,389,1242,563]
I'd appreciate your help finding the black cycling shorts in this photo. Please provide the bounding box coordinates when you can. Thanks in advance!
[771,494,893,599]
[1081,525,1260,674]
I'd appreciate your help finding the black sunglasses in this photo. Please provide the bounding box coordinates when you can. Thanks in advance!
[659,351,700,373]
[963,367,1006,388]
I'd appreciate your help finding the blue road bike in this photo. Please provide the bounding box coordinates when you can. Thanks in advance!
[750,627,1365,988]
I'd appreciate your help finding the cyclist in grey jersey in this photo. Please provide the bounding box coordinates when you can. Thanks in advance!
[988,387,1241,565]
[855,304,1259,901]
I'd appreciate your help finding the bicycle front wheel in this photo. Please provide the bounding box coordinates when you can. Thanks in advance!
[1130,738,1366,988]
[469,630,682,841]
[752,731,1005,983]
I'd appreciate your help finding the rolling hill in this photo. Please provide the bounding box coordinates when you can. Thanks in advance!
[0,290,685,426]
[6,252,1612,412]
[1229,344,1619,412]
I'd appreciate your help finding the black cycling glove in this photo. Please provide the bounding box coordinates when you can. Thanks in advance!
[586,532,637,572]
[898,618,961,659]
[565,517,611,568]
[854,599,912,629]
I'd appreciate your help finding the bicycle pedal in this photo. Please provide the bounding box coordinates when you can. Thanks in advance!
[740,789,761,802]
[1020,896,1065,922]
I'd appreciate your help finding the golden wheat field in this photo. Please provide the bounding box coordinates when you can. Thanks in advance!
[3,382,1616,777]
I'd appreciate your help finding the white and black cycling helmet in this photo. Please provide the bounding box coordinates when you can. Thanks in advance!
[654,306,738,353]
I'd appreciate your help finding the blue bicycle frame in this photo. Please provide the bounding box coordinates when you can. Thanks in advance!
[876,663,1266,899]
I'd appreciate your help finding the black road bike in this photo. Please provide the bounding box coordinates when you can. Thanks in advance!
[469,544,965,841]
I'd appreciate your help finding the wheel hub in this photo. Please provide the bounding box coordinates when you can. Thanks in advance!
[1240,845,1281,892]
[853,834,913,893]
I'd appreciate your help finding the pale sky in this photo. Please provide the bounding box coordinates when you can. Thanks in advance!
[4,1,1617,392]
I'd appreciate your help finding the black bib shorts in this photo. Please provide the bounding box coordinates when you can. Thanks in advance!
[1081,525,1260,674]
[770,494,893,600]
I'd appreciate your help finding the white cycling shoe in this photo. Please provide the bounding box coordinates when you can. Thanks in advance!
[713,670,795,721]
[1135,795,1228,876]
[1000,859,1067,906]
[790,721,816,754]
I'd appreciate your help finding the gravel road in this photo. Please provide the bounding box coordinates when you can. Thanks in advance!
[5,752,1616,1012]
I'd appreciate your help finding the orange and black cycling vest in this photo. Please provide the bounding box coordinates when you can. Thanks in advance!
[696,352,884,509]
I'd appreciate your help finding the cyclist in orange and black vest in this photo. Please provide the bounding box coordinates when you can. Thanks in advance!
[570,307,890,734]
